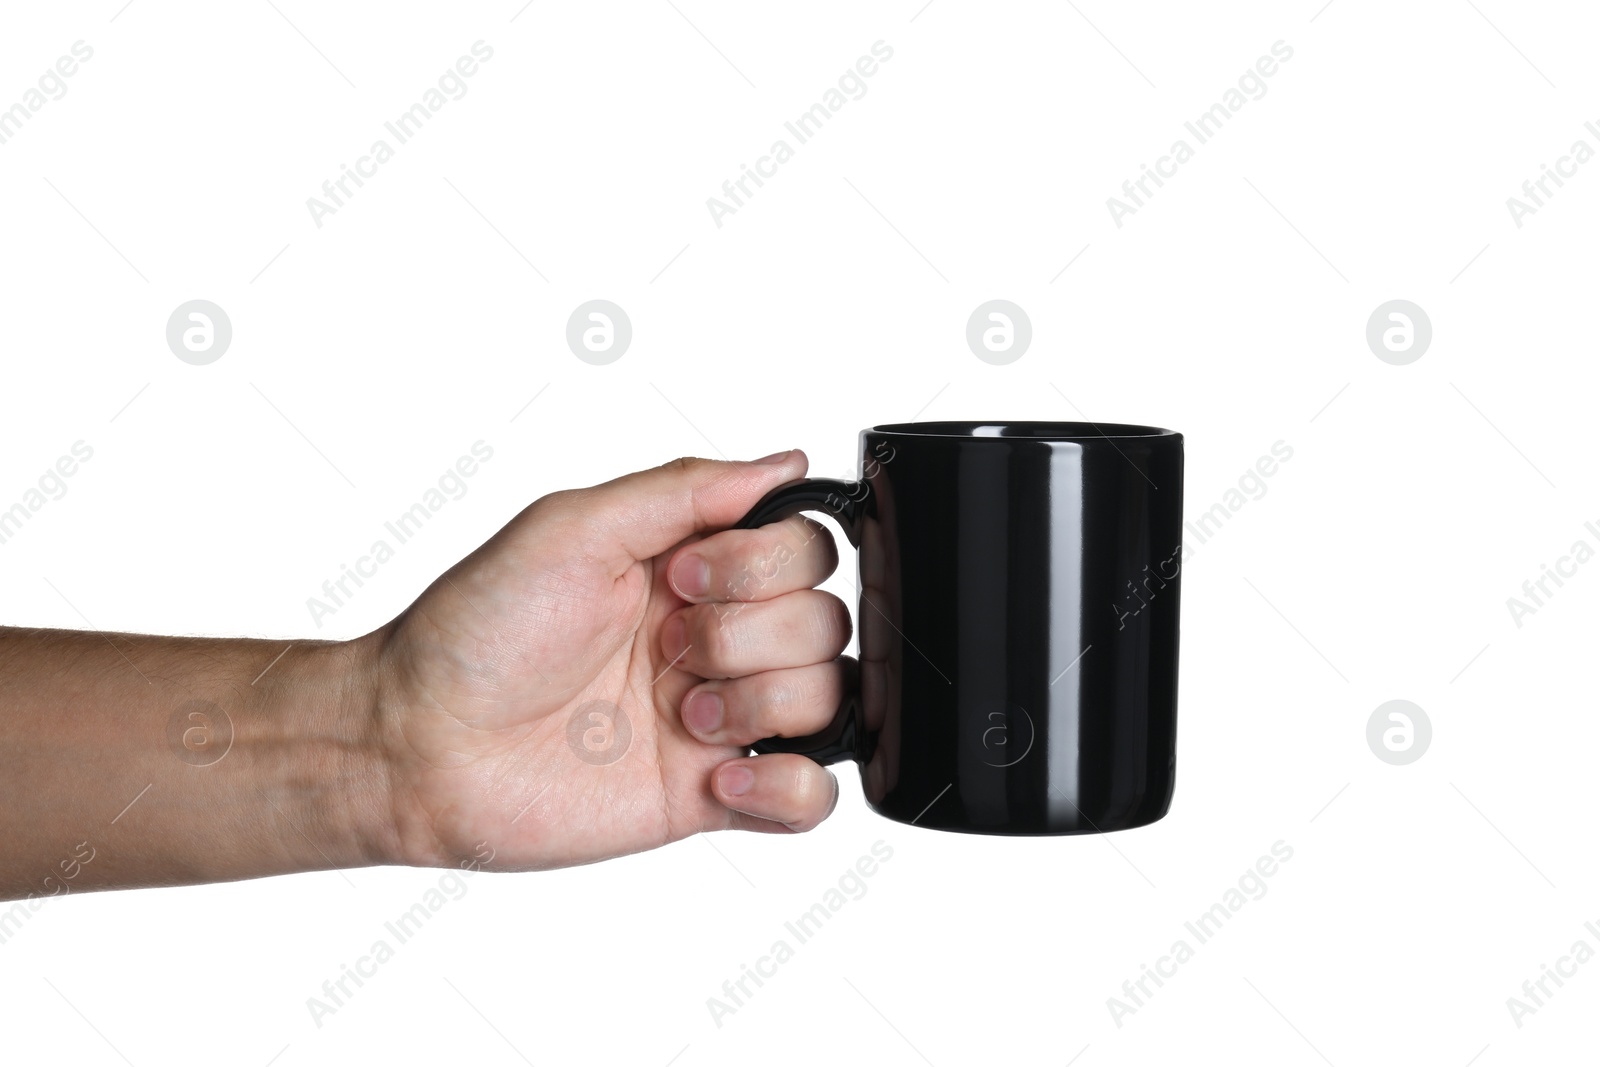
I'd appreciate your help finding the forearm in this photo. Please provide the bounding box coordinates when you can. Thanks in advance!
[0,627,397,900]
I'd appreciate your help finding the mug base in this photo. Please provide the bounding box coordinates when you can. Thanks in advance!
[867,797,1172,837]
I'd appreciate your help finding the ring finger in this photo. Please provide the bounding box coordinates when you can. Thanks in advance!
[681,657,849,746]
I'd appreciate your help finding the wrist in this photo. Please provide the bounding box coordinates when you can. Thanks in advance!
[356,621,456,870]
[318,630,406,869]
[225,633,400,876]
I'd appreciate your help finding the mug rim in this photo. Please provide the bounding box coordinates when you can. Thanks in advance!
[869,420,1179,440]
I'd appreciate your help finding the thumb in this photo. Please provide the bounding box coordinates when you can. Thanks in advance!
[575,451,810,568]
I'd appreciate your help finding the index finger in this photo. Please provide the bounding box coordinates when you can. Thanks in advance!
[666,514,839,604]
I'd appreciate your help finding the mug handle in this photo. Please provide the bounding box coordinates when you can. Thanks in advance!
[731,477,870,767]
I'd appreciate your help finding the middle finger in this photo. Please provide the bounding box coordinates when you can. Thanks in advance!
[661,588,851,679]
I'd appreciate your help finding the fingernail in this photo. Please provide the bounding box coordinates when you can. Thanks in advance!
[661,614,688,662]
[752,450,791,464]
[718,764,755,796]
[683,690,723,735]
[672,554,710,598]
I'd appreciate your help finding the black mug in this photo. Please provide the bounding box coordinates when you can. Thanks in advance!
[734,422,1184,835]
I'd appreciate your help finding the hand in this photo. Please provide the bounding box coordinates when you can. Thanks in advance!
[372,451,854,870]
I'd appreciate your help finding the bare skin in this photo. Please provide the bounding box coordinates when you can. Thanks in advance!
[0,452,851,901]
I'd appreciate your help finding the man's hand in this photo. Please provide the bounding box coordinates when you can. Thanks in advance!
[374,450,853,869]
[0,452,853,899]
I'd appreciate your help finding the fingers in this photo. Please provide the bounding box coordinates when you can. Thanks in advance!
[681,658,848,745]
[667,514,838,604]
[591,456,844,837]
[661,590,851,679]
[687,660,847,835]
[713,753,839,833]
[552,452,808,573]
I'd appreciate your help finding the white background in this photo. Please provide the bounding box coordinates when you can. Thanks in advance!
[2,1,1597,1063]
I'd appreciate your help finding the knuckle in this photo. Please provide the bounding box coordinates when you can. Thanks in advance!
[814,592,853,647]
[771,664,833,718]
[722,528,793,597]
[757,671,796,714]
[784,765,834,830]
[662,456,703,475]
[804,518,840,566]
[760,676,807,726]
[694,603,743,667]
[527,488,597,539]
[530,487,582,519]
[723,545,775,601]
[780,516,836,574]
